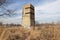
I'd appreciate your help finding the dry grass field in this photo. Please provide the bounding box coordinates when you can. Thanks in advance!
[0,24,60,40]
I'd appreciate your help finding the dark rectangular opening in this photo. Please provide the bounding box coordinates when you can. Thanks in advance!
[25,12,30,14]
[25,7,34,10]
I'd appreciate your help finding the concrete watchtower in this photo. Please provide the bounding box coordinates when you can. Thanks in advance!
[22,4,35,28]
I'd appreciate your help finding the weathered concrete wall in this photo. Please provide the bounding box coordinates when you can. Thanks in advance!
[22,4,35,27]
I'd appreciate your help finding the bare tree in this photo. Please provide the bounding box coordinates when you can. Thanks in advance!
[0,0,6,6]
[0,0,16,17]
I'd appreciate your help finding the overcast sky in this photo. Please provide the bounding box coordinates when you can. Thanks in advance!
[0,0,60,24]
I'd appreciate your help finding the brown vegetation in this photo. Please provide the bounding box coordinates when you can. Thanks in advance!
[0,24,60,40]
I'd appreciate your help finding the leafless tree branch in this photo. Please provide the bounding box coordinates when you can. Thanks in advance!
[0,0,17,17]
